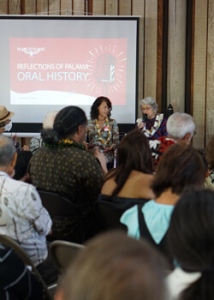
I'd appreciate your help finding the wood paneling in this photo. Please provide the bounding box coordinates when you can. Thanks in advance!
[192,0,207,149]
[61,0,72,15]
[9,0,21,14]
[0,1,8,14]
[49,0,60,15]
[119,0,131,15]
[73,0,85,15]
[206,0,214,145]
[37,0,48,15]
[132,0,145,116]
[167,0,186,113]
[25,0,36,15]
[93,0,105,15]
[106,0,118,15]
[144,0,157,99]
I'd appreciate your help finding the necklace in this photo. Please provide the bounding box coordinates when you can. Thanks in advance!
[95,117,111,145]
[143,114,163,138]
[44,139,85,150]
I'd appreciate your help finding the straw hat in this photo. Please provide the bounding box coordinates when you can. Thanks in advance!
[0,106,14,123]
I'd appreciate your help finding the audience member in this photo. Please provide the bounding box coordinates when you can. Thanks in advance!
[0,135,57,285]
[205,136,214,189]
[87,96,119,169]
[150,112,195,166]
[30,110,58,155]
[13,150,32,181]
[0,106,14,134]
[0,243,43,299]
[55,231,167,300]
[121,144,206,259]
[136,97,167,140]
[29,106,105,242]
[99,130,154,209]
[167,189,214,300]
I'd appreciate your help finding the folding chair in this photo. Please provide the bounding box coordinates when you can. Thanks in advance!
[49,240,84,274]
[0,234,52,300]
[38,190,86,242]
[94,201,127,231]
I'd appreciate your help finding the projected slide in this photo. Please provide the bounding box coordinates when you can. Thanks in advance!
[10,38,127,106]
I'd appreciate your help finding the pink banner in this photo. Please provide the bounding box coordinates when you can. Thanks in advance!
[10,38,127,105]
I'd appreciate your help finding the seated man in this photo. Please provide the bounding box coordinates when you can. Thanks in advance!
[0,135,57,285]
[149,112,195,166]
[29,106,107,242]
[0,106,14,134]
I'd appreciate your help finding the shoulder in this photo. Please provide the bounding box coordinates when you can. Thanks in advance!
[109,118,118,125]
[87,119,95,126]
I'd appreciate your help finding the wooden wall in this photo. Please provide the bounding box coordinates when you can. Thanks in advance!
[1,0,213,148]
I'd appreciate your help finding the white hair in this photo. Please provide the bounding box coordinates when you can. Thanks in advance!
[167,112,195,139]
[141,97,158,114]
[42,111,58,129]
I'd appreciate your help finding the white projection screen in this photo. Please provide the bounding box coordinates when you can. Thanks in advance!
[0,16,139,133]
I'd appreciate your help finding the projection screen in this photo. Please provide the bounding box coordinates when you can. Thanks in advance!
[0,16,139,133]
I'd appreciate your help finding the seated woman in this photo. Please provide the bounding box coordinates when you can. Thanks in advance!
[121,144,206,259]
[99,130,154,210]
[87,96,119,169]
[136,97,167,140]
[166,189,214,300]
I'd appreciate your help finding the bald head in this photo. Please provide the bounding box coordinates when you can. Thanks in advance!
[0,135,16,166]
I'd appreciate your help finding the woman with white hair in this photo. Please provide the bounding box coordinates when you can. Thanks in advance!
[136,97,167,140]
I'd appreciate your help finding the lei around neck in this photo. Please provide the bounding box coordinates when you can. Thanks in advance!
[44,139,85,150]
[95,117,111,145]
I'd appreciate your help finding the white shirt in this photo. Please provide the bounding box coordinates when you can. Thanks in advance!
[0,171,52,266]
[166,268,201,300]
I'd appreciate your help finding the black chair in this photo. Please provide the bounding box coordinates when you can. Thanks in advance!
[50,240,84,274]
[94,201,127,231]
[0,234,53,300]
[38,190,86,242]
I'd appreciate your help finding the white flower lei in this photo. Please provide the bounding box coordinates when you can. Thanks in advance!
[142,114,164,138]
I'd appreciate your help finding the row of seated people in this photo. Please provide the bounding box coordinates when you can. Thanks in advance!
[0,101,213,298]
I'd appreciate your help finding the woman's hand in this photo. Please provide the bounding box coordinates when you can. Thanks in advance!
[103,146,113,153]
[138,122,146,130]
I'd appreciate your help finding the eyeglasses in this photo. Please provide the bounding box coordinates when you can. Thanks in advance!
[142,107,152,111]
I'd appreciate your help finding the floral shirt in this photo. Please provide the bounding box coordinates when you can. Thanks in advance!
[0,172,52,266]
[87,118,119,163]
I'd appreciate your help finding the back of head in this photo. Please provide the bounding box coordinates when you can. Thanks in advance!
[168,189,214,300]
[42,111,58,129]
[62,231,166,300]
[117,130,153,174]
[167,112,195,139]
[151,144,206,197]
[105,130,153,197]
[41,106,87,144]
[206,136,214,170]
[0,135,16,167]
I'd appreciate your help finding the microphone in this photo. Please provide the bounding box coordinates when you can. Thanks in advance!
[142,113,147,122]
[95,54,116,84]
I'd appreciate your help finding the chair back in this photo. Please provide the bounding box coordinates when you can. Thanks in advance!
[50,240,84,274]
[94,201,127,231]
[38,190,81,217]
[0,234,52,300]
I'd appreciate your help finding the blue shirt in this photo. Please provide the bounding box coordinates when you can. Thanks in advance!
[120,200,174,243]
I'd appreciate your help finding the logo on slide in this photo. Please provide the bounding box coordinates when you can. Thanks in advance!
[17,47,45,58]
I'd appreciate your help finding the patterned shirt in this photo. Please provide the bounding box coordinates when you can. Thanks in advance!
[29,145,104,241]
[87,118,119,162]
[145,115,167,140]
[0,172,52,266]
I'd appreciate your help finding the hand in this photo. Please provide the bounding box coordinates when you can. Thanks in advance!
[138,122,146,129]
[22,145,29,151]
[83,141,89,150]
[93,150,108,174]
[103,146,113,153]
